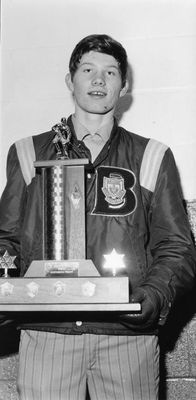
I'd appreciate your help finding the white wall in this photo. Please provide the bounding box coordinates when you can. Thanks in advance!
[1,0,196,199]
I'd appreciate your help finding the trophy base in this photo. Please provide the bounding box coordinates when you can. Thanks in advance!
[0,259,141,313]
[0,276,129,304]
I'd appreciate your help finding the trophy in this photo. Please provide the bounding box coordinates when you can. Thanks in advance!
[0,119,140,313]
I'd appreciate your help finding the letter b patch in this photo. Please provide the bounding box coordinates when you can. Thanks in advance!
[92,166,137,216]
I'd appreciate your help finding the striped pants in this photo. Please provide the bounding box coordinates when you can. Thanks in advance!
[17,330,159,400]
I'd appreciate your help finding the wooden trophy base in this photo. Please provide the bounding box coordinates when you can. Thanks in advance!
[0,259,141,313]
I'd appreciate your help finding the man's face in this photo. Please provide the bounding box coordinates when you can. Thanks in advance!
[66,51,128,116]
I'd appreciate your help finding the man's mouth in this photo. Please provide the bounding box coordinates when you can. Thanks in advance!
[88,91,106,97]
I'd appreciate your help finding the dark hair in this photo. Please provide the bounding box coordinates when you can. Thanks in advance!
[69,34,128,87]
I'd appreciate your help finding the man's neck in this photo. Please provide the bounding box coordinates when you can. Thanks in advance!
[73,111,114,134]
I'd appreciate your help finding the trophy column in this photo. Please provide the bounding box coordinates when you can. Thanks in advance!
[37,159,88,261]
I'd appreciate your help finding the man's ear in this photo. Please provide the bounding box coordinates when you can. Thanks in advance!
[119,80,129,98]
[65,73,74,92]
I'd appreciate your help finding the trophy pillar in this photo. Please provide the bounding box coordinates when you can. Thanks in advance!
[37,159,88,261]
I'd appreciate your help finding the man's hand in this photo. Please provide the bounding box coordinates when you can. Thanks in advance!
[120,286,162,331]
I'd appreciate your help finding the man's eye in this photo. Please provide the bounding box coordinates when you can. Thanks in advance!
[83,68,91,73]
[107,71,116,76]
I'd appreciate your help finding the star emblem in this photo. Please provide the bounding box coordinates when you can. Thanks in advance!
[0,251,17,278]
[103,249,125,276]
[0,251,16,269]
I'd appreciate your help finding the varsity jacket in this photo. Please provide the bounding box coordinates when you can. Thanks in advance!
[0,117,195,335]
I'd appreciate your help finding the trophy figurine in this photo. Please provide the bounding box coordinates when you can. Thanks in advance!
[52,117,71,160]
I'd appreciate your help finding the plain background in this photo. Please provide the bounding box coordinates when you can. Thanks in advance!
[1,0,196,199]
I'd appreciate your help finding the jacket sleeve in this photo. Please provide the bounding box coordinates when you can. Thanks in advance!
[143,147,196,324]
[0,144,27,266]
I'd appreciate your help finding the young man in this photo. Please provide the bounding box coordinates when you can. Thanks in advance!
[0,34,195,400]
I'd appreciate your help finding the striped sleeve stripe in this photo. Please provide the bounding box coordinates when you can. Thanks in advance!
[15,136,36,186]
[140,139,168,192]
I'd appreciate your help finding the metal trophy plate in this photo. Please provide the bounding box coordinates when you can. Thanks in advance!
[0,119,140,313]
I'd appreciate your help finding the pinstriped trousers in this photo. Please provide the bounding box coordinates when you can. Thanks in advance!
[17,330,159,400]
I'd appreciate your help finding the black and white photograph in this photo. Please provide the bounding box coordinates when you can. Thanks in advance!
[0,1,196,399]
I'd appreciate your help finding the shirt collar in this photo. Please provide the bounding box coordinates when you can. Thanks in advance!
[71,114,114,143]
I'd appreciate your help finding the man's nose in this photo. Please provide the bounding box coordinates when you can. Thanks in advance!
[92,72,105,86]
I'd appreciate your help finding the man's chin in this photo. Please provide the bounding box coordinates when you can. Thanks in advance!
[87,106,112,115]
